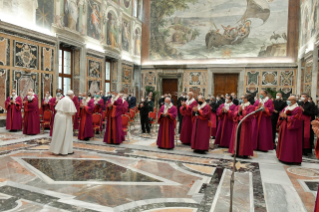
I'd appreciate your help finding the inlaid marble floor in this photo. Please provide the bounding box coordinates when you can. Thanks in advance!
[0,125,318,212]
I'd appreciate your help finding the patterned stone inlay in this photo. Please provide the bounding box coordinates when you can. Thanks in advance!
[22,158,162,182]
[287,167,319,177]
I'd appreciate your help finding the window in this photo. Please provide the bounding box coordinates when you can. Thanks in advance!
[58,48,73,96]
[105,60,112,94]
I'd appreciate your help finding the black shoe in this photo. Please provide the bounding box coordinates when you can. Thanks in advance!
[68,152,74,155]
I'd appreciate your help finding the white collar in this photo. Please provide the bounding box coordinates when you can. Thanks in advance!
[186,98,195,105]
[45,96,52,102]
[94,97,101,104]
[198,101,207,110]
[284,103,299,112]
[11,94,17,100]
[111,95,120,104]
[164,103,173,113]
[83,97,91,106]
[224,101,233,109]
[241,101,250,109]
[259,96,269,105]
[56,95,63,102]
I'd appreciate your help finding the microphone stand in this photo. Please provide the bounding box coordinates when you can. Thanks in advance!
[229,106,265,212]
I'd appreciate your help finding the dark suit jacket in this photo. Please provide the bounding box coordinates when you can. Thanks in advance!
[232,99,239,106]
[128,96,136,108]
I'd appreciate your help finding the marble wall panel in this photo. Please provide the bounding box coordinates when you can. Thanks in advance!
[41,47,54,72]
[122,64,133,93]
[74,78,80,96]
[0,37,10,66]
[74,50,80,76]
[13,70,39,101]
[87,59,102,78]
[41,74,53,102]
[262,71,278,86]
[183,70,208,97]
[88,80,101,95]
[0,69,10,114]
[13,41,39,70]
[112,61,118,83]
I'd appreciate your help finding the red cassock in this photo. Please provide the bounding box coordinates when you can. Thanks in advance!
[229,104,255,156]
[5,96,22,131]
[215,104,236,147]
[156,105,177,149]
[23,94,38,101]
[93,98,104,131]
[211,112,217,137]
[104,97,124,144]
[72,96,79,130]
[23,98,40,135]
[49,97,64,136]
[315,185,319,212]
[180,100,198,144]
[251,99,274,151]
[41,99,51,117]
[78,99,95,140]
[276,107,303,163]
[191,104,211,151]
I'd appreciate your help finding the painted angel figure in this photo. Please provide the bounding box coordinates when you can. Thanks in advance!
[88,0,101,39]
[107,13,119,49]
[64,0,80,31]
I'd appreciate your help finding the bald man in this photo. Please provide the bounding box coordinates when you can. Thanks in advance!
[157,97,177,149]
[5,89,22,131]
[276,96,303,164]
[180,92,198,145]
[191,95,211,152]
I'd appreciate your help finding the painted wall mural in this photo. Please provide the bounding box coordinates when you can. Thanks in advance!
[149,0,288,60]
[88,60,101,78]
[134,27,141,56]
[106,9,120,50]
[122,17,131,52]
[244,69,296,99]
[87,0,102,40]
[36,0,54,30]
[0,37,10,66]
[0,69,10,114]
[121,0,132,16]
[299,0,319,50]
[13,70,39,100]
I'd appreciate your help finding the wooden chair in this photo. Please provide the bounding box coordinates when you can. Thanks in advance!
[129,109,136,128]
[40,110,52,133]
[148,112,156,133]
[92,113,102,140]
[121,115,130,140]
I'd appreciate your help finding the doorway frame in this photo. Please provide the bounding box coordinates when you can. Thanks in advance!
[156,71,183,96]
[208,68,245,98]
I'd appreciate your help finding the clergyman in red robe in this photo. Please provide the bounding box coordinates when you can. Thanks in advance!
[23,92,40,135]
[251,90,274,151]
[191,95,211,153]
[49,89,64,136]
[5,89,22,131]
[157,98,177,149]
[78,93,95,140]
[209,97,219,138]
[276,96,303,164]
[93,92,104,131]
[215,96,236,147]
[180,92,198,145]
[104,92,124,144]
[23,88,38,101]
[229,94,255,158]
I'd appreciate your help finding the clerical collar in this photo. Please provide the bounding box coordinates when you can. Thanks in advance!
[241,101,250,109]
[56,96,63,102]
[164,103,173,113]
[45,96,52,102]
[284,103,299,112]
[224,102,233,109]
[83,97,91,106]
[11,94,17,101]
[94,97,101,104]
[198,101,207,110]
[186,98,195,105]
[259,96,269,105]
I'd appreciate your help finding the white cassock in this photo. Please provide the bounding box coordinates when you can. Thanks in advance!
[49,96,77,154]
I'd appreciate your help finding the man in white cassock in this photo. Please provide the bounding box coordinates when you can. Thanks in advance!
[49,90,77,155]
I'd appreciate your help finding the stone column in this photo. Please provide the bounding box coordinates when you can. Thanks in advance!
[312,47,318,100]
[80,46,87,93]
[238,68,245,97]
[297,59,302,94]
[207,69,213,96]
[117,60,122,92]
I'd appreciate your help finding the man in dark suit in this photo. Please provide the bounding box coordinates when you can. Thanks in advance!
[177,92,186,133]
[231,92,239,106]
[216,95,223,105]
[220,94,225,103]
[271,93,287,149]
[299,93,315,155]
[128,93,136,109]
[159,94,166,108]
